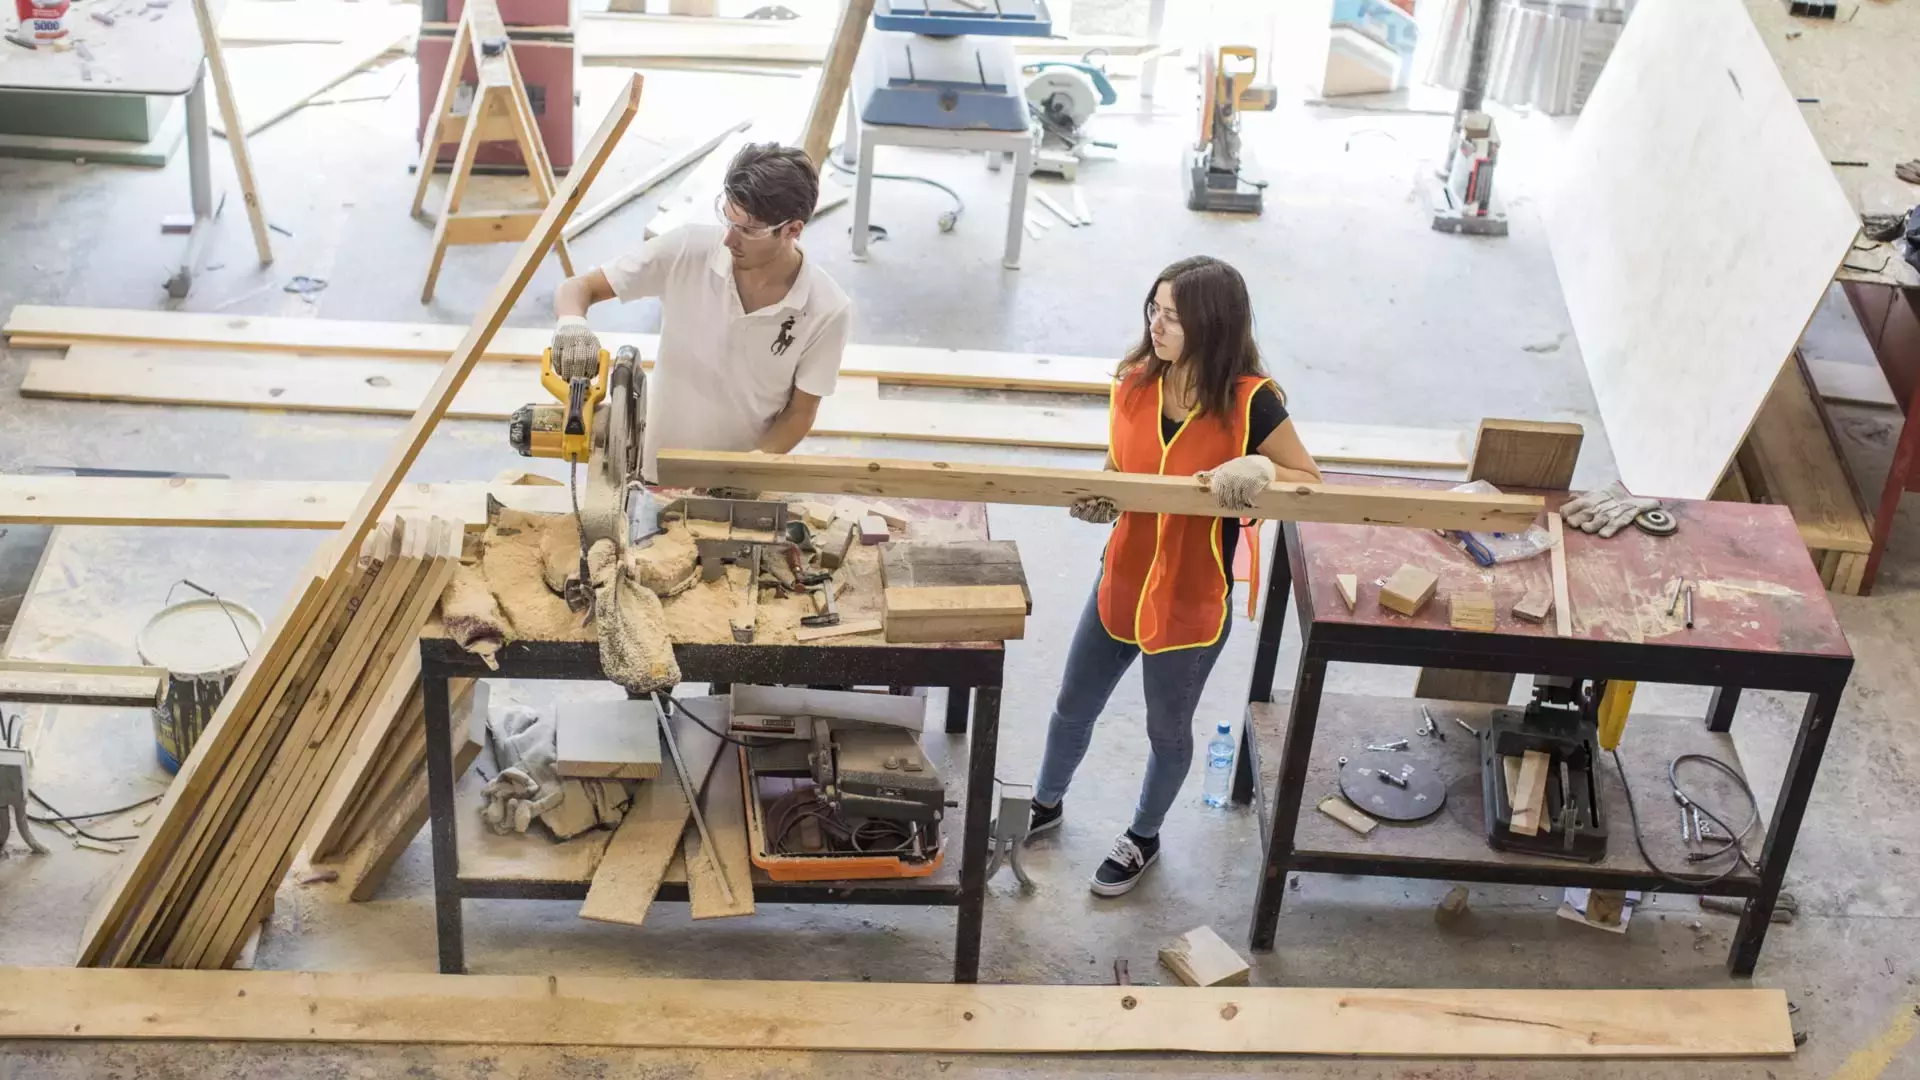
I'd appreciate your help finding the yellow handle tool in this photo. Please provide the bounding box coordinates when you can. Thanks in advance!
[540,346,610,464]
[1597,680,1636,751]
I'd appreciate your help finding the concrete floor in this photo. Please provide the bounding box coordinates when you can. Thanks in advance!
[2,25,1919,1080]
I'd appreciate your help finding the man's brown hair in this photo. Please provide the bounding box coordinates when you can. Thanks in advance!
[723,142,820,228]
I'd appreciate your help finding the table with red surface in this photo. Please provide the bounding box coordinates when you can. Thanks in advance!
[1230,478,1852,976]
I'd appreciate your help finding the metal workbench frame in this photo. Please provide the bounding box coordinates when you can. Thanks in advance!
[419,634,1003,981]
[1229,523,1853,977]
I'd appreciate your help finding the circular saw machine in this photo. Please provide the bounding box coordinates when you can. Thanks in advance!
[508,343,657,612]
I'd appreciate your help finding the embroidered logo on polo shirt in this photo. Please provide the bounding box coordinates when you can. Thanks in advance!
[772,315,797,356]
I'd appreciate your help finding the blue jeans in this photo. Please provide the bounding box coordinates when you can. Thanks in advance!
[1032,580,1230,838]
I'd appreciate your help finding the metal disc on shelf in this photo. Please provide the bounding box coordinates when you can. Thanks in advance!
[1338,752,1447,822]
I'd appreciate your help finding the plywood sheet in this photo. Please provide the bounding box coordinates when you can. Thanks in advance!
[1543,0,1860,500]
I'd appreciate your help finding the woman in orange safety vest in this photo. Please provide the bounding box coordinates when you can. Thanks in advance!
[1027,255,1323,896]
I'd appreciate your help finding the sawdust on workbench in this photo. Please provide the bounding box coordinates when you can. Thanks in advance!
[627,525,698,595]
[466,500,896,646]
[481,508,594,643]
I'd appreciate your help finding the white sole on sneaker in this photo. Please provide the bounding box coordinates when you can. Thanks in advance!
[1026,814,1063,839]
[1089,848,1159,897]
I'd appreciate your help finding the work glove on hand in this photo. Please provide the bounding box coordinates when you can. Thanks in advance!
[550,316,602,380]
[1070,496,1119,524]
[1562,481,1661,538]
[481,706,563,835]
[1198,454,1276,511]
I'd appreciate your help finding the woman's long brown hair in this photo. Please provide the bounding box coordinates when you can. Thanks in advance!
[1119,255,1277,420]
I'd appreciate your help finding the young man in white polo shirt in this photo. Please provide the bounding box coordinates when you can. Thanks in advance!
[549,142,851,480]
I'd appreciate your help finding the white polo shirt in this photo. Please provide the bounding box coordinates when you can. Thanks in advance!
[599,225,851,480]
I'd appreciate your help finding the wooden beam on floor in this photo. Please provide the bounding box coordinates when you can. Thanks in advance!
[0,660,165,708]
[2,305,1118,394]
[0,968,1795,1057]
[0,476,568,530]
[655,451,1544,531]
[21,349,1471,468]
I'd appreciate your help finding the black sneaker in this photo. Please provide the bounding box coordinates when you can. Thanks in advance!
[1091,830,1159,896]
[1026,799,1063,840]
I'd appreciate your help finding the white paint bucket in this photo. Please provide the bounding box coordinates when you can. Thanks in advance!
[137,597,263,773]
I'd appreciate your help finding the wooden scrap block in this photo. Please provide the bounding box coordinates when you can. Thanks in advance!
[1335,574,1358,612]
[793,617,882,642]
[799,501,836,529]
[1448,591,1495,632]
[1379,564,1437,616]
[1512,588,1553,624]
[1508,750,1549,836]
[883,585,1027,643]
[556,699,662,780]
[880,541,1029,608]
[817,516,859,570]
[1158,925,1251,987]
[1317,795,1376,836]
[859,514,890,545]
[863,502,911,529]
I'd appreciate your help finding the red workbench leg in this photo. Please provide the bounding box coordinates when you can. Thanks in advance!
[1859,408,1920,595]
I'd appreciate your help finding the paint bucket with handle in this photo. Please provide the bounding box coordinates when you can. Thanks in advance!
[136,583,262,774]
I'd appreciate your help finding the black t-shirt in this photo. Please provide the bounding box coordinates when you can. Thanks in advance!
[1156,384,1290,573]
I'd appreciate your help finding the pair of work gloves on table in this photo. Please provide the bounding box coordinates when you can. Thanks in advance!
[1561,481,1663,538]
[481,706,563,835]
[1069,455,1276,524]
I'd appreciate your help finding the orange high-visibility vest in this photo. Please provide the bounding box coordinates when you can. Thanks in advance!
[1097,370,1268,654]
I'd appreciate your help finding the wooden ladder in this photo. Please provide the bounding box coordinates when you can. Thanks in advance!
[410,0,573,302]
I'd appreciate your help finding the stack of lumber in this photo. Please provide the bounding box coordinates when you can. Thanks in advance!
[79,517,463,967]
[304,675,485,902]
[77,74,646,968]
[1,305,1476,470]
[1713,354,1873,594]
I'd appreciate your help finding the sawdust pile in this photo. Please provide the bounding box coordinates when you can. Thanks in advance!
[627,525,699,596]
[481,508,594,643]
[447,501,901,651]
[538,512,583,595]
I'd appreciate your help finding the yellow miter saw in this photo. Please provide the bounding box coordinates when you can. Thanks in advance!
[508,343,660,612]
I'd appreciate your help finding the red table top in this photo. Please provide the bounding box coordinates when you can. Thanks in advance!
[1294,477,1852,660]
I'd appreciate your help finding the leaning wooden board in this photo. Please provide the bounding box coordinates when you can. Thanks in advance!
[1542,0,1859,500]
[0,968,1796,1056]
[657,451,1544,532]
[20,347,1471,468]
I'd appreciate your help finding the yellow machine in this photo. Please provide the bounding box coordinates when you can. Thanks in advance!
[508,343,652,611]
[1189,45,1275,213]
[509,346,612,463]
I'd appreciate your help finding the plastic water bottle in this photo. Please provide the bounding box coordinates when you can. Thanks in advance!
[1202,721,1235,808]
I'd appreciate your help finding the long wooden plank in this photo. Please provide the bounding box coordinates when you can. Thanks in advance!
[24,350,1469,467]
[3,305,1120,392]
[656,452,1544,531]
[799,0,873,165]
[0,661,164,707]
[1548,512,1572,638]
[0,968,1796,1056]
[1541,0,1859,499]
[0,476,567,530]
[339,690,486,902]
